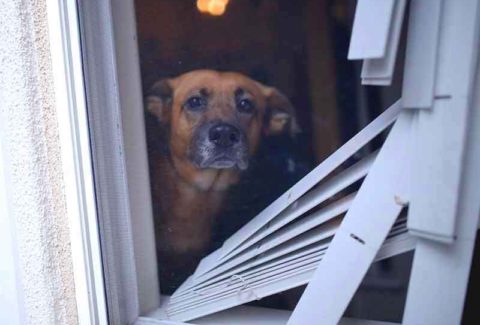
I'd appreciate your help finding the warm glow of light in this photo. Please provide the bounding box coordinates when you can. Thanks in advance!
[197,0,209,12]
[197,0,229,16]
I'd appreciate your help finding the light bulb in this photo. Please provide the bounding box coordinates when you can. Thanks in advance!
[197,0,229,16]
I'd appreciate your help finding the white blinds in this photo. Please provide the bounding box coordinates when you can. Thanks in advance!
[348,0,407,86]
[402,0,443,109]
[287,109,414,325]
[166,101,416,322]
[348,0,397,60]
[201,100,401,271]
[167,223,413,321]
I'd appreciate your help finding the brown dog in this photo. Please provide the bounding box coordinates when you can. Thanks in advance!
[146,70,298,292]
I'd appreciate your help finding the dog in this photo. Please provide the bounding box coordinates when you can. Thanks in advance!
[146,70,299,293]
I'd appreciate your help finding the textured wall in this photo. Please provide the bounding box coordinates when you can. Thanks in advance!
[0,0,78,324]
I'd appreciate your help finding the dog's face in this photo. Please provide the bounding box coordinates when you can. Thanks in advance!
[147,70,298,186]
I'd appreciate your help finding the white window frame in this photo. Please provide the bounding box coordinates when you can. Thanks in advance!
[47,0,480,324]
[46,0,108,324]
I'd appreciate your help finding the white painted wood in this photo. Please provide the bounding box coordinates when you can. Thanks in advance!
[402,0,443,109]
[403,5,480,321]
[408,0,480,242]
[434,0,480,97]
[408,97,467,242]
[348,0,396,60]
[46,0,108,324]
[361,0,407,86]
[288,112,413,325]
[110,0,161,313]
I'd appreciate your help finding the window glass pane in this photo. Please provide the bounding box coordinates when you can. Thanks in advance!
[133,0,408,321]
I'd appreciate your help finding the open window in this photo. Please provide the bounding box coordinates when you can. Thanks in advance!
[49,0,480,324]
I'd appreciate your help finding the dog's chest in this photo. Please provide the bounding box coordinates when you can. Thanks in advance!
[153,158,227,254]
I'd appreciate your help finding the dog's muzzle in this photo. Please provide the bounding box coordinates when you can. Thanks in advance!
[190,121,249,170]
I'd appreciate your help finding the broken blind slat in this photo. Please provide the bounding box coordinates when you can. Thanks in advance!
[169,217,408,311]
[169,257,323,313]
[169,227,411,319]
[402,0,443,109]
[172,218,409,316]
[199,203,345,279]
[171,232,411,316]
[172,237,327,300]
[182,217,342,294]
[361,0,407,86]
[288,111,413,325]
[171,231,338,310]
[348,0,397,60]
[173,240,324,301]
[211,101,401,265]
[195,214,343,285]
[218,151,377,265]
[178,196,350,295]
[167,231,414,322]
[186,230,411,310]
[172,236,326,300]
[169,265,317,320]
[173,251,324,305]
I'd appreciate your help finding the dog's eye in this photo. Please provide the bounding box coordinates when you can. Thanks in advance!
[237,99,254,113]
[185,96,205,111]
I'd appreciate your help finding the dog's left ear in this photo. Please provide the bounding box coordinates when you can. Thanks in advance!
[261,86,300,137]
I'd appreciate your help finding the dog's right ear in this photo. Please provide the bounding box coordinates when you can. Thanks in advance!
[261,86,300,138]
[146,79,173,123]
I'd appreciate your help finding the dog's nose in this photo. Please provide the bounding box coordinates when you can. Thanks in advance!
[208,123,240,148]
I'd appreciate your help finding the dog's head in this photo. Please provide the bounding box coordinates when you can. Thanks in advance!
[147,70,298,186]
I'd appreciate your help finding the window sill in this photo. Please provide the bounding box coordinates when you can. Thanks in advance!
[136,296,400,325]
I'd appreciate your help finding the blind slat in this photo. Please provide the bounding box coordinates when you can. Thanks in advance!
[168,231,414,321]
[348,0,396,60]
[361,0,407,86]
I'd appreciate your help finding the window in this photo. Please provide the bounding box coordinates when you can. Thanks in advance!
[48,0,480,324]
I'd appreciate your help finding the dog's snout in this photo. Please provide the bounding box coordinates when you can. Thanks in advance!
[208,123,240,148]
